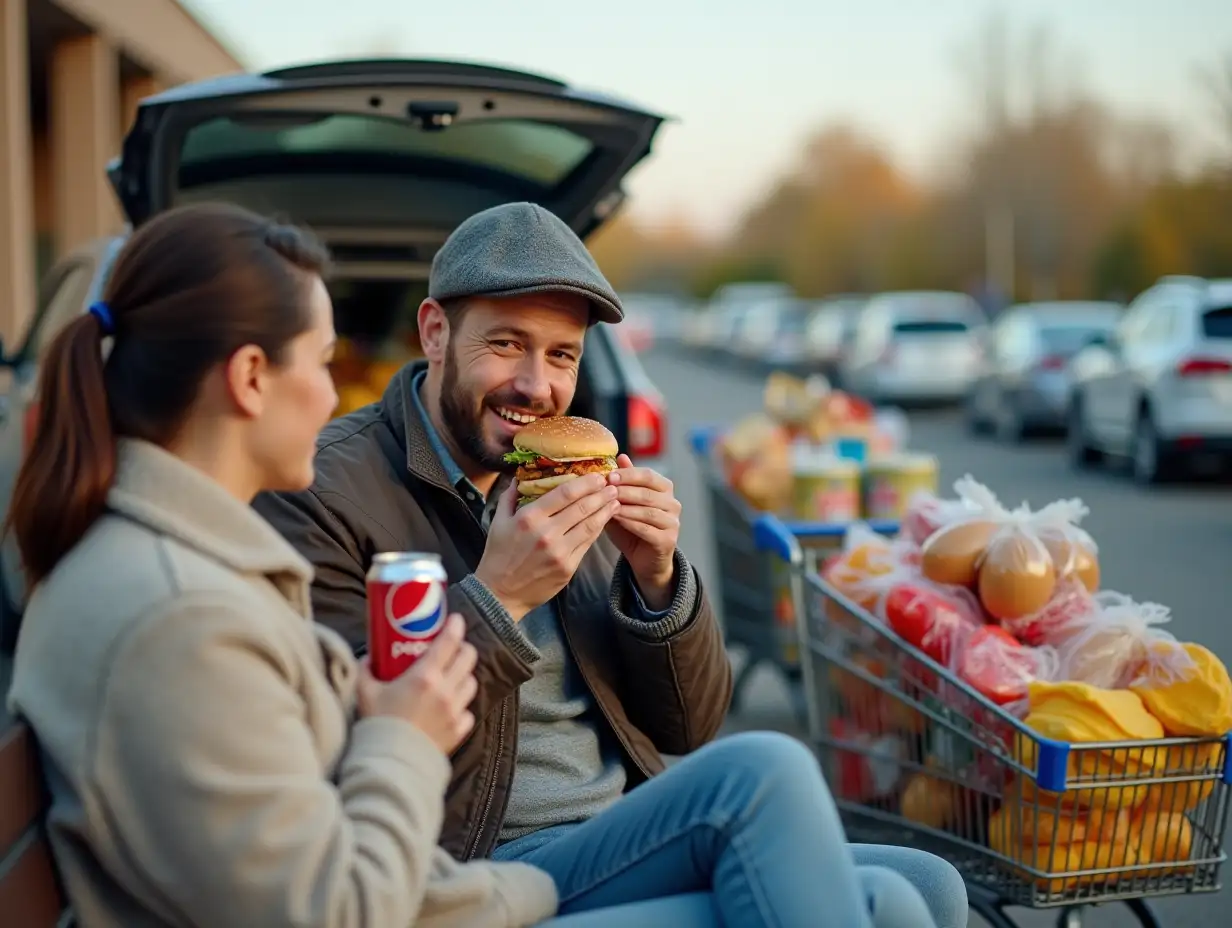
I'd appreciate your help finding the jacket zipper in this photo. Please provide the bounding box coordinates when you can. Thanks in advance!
[465,696,508,860]
[557,594,652,779]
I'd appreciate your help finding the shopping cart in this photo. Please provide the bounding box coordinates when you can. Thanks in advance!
[688,426,898,724]
[752,511,1232,928]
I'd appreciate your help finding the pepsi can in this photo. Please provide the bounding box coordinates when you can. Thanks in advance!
[366,552,449,682]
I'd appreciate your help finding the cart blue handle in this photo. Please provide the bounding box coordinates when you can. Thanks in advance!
[688,425,719,457]
[752,514,901,562]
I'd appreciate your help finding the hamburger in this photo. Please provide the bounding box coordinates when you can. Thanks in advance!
[502,416,619,507]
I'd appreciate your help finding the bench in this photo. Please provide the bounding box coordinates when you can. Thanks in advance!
[0,722,71,926]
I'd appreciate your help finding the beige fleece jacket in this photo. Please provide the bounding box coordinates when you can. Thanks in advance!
[7,439,557,928]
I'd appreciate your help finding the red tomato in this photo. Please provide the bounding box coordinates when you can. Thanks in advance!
[884,582,983,666]
[958,626,1040,705]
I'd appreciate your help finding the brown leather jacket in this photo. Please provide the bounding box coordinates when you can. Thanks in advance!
[254,363,732,861]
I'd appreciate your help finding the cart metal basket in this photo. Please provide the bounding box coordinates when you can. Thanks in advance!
[690,425,1231,927]
[688,426,897,724]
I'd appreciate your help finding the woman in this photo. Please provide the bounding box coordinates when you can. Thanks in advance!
[7,203,557,928]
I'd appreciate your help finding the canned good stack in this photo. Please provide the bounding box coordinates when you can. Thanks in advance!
[717,370,940,524]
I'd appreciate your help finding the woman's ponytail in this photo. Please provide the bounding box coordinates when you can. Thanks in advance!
[6,202,330,592]
[7,310,116,588]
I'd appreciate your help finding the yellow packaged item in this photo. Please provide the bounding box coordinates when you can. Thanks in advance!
[1141,741,1222,812]
[900,770,955,831]
[1131,642,1232,738]
[1015,681,1165,811]
[1131,807,1195,876]
[989,805,1132,893]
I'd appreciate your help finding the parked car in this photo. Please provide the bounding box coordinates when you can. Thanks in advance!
[840,291,987,405]
[698,281,792,355]
[0,58,671,651]
[967,301,1122,441]
[800,295,865,382]
[1067,276,1232,483]
[730,295,810,366]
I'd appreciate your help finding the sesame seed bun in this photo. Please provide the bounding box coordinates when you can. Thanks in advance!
[512,416,619,461]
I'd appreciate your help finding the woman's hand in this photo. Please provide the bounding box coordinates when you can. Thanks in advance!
[357,613,478,754]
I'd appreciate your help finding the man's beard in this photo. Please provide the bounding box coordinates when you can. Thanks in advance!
[439,346,553,475]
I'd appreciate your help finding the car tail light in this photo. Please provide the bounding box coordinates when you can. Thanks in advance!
[22,400,40,449]
[1037,355,1066,371]
[1176,357,1232,377]
[627,394,665,459]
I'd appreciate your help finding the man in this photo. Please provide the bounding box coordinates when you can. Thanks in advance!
[254,204,969,926]
[254,202,733,865]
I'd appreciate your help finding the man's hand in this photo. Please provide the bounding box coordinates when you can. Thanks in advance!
[474,474,619,622]
[605,454,681,611]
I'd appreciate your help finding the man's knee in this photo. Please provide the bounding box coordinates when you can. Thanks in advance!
[858,865,939,928]
[696,732,821,797]
[851,845,968,928]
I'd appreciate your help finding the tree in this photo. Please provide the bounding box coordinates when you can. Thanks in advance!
[1197,51,1232,161]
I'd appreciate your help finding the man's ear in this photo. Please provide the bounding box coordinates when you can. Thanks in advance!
[418,298,450,363]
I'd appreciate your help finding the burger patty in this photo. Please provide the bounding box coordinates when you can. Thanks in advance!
[516,458,614,482]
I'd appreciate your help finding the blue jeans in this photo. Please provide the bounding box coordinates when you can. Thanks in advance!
[492,732,968,928]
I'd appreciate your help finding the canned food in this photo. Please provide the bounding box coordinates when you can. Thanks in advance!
[791,446,861,523]
[367,551,448,681]
[863,453,939,521]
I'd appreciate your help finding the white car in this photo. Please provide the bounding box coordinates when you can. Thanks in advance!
[1067,276,1232,483]
[840,291,987,404]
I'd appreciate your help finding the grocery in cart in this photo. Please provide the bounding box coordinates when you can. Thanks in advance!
[693,421,1232,926]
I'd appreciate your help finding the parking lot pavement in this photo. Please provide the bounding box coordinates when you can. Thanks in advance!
[643,343,1232,928]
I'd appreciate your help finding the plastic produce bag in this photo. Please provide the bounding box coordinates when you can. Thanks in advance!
[975,497,1091,622]
[919,476,1009,586]
[957,625,1061,708]
[999,577,1097,647]
[901,488,978,547]
[882,579,984,667]
[821,523,921,618]
[1051,592,1193,691]
[1131,642,1232,737]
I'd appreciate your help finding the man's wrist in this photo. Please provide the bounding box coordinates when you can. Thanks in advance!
[632,563,676,612]
[472,567,529,623]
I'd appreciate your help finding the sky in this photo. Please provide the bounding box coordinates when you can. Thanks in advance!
[184,0,1232,236]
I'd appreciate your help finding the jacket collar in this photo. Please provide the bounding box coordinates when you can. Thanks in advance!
[381,361,512,507]
[107,439,313,582]
[382,360,456,493]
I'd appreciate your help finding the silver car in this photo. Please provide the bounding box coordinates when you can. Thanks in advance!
[840,291,987,404]
[1068,276,1232,483]
[967,301,1122,441]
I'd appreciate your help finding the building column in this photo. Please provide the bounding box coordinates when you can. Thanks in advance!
[0,0,37,345]
[121,73,163,137]
[50,33,122,258]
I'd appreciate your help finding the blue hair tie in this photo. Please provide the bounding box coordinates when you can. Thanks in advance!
[88,301,115,336]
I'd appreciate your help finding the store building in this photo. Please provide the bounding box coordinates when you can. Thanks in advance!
[0,0,242,342]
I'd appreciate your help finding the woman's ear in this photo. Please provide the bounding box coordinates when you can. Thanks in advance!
[223,344,271,418]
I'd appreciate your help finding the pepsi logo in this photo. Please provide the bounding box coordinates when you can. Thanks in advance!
[385,580,445,639]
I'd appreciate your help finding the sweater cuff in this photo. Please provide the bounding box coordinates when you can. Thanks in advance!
[609,549,699,642]
[459,573,541,665]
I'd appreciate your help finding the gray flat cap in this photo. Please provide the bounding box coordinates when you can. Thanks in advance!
[429,202,624,324]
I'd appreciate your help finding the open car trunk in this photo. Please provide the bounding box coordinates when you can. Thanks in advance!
[109,58,666,416]
[112,59,666,240]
